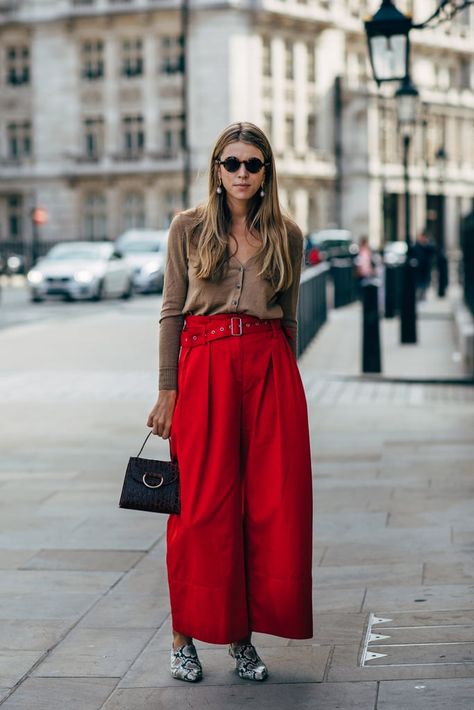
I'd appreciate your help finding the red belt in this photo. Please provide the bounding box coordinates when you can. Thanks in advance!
[181,314,282,348]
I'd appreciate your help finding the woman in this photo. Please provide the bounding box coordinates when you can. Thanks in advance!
[147,121,313,683]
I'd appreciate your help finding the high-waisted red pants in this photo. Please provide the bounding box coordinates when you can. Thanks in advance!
[167,313,313,644]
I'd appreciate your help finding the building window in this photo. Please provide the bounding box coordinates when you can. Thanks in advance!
[285,40,294,80]
[162,114,185,155]
[83,117,104,159]
[307,43,316,83]
[307,114,317,149]
[81,40,104,81]
[6,46,30,86]
[460,59,471,90]
[285,115,295,148]
[7,121,32,159]
[7,195,23,239]
[262,37,272,78]
[83,192,107,240]
[161,36,184,74]
[122,115,145,157]
[121,38,143,78]
[263,112,273,142]
[122,191,145,230]
[164,190,182,227]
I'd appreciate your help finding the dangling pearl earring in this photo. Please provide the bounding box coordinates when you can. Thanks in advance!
[260,184,265,197]
[217,180,223,195]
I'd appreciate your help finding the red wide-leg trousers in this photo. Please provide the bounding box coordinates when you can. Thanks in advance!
[167,314,313,644]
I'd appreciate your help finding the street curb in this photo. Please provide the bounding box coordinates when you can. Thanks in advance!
[314,373,474,386]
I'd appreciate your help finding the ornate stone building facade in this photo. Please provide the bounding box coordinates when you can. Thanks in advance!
[0,0,473,256]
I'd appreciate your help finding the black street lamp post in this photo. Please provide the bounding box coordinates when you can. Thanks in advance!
[364,0,473,342]
[364,0,412,85]
[395,75,419,343]
[365,0,474,81]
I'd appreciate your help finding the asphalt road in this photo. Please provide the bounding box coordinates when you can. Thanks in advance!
[0,279,162,333]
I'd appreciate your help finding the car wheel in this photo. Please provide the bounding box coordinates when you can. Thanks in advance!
[121,279,133,300]
[92,279,104,302]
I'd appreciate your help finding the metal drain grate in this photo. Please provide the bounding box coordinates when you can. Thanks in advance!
[360,612,474,667]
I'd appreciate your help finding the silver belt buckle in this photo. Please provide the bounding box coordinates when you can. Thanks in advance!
[231,316,243,336]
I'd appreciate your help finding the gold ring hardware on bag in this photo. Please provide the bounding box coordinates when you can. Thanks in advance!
[142,472,164,489]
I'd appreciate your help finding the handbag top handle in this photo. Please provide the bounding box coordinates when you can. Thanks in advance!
[137,430,176,463]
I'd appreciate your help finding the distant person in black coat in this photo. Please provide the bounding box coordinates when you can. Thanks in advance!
[413,231,435,301]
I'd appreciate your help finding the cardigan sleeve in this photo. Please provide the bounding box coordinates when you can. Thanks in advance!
[278,222,304,358]
[158,214,189,390]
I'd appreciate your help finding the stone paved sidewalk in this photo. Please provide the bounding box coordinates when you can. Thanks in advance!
[0,288,473,709]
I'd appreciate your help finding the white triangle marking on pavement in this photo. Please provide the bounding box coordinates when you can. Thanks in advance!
[365,652,387,662]
[372,617,393,624]
[369,633,391,642]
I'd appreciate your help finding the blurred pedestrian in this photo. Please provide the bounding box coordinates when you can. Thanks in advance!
[147,122,313,683]
[413,230,435,301]
[354,235,375,297]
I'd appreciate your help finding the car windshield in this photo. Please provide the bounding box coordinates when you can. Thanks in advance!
[45,244,108,261]
[120,241,163,254]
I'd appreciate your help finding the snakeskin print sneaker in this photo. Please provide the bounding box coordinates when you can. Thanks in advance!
[229,642,268,681]
[170,642,203,682]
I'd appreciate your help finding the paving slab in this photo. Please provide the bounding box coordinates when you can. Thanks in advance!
[0,549,38,569]
[327,643,474,681]
[321,543,448,567]
[102,681,378,710]
[314,563,423,588]
[110,567,170,596]
[423,562,474,585]
[76,593,170,629]
[313,587,366,613]
[0,650,44,686]
[0,570,122,594]
[363,584,474,612]
[0,620,71,651]
[377,678,474,708]
[289,612,367,646]
[0,592,101,620]
[44,515,164,551]
[21,549,144,571]
[30,627,155,678]
[0,677,118,710]
[0,688,10,703]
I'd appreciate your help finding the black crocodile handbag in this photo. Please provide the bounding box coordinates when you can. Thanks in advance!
[119,431,180,514]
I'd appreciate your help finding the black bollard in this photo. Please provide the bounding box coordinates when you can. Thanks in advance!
[362,278,382,374]
[384,265,397,318]
[437,251,448,298]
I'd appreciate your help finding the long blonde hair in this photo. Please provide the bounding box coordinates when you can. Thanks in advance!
[189,122,293,291]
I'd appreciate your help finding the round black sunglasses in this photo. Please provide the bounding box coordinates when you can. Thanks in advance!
[217,156,269,174]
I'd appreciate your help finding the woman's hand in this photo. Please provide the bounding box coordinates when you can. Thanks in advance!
[147,390,177,438]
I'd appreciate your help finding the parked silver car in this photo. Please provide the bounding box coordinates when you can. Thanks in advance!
[115,229,169,294]
[27,241,134,302]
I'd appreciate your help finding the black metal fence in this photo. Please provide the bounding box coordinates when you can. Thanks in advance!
[297,262,330,356]
[0,240,63,272]
[330,258,358,308]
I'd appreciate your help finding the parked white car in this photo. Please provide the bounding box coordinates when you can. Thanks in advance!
[27,241,134,302]
[115,229,169,293]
